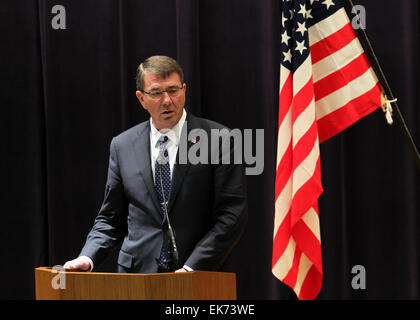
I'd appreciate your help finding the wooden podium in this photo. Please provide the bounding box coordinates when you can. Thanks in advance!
[34,267,236,300]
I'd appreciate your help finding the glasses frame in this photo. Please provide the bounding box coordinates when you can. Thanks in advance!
[141,85,184,100]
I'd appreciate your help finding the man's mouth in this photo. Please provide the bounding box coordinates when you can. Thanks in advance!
[161,110,174,115]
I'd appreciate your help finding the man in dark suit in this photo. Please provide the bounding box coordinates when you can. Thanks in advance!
[64,55,247,273]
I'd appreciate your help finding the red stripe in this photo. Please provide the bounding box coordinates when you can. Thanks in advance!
[310,23,356,64]
[292,77,314,123]
[291,157,323,227]
[272,210,291,267]
[282,246,302,288]
[292,217,322,270]
[314,53,372,102]
[292,119,318,172]
[274,141,292,200]
[318,83,382,143]
[276,76,315,200]
[298,265,323,300]
[279,73,293,128]
[274,134,322,268]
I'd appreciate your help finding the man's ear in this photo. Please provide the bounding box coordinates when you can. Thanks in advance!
[136,90,147,110]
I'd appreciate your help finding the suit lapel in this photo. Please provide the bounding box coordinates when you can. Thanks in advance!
[131,121,161,216]
[131,113,199,223]
[166,113,197,216]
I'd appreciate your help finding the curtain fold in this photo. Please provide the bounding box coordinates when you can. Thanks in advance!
[0,0,418,299]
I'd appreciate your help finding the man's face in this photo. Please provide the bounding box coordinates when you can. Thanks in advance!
[136,72,186,130]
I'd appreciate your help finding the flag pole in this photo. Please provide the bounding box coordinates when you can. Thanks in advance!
[343,0,420,171]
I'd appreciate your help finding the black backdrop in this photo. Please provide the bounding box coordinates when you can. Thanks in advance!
[0,0,419,300]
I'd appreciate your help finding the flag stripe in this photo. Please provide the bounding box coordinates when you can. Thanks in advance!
[280,66,291,91]
[291,156,322,219]
[274,178,292,233]
[291,134,321,201]
[312,37,365,83]
[309,8,349,46]
[311,23,356,64]
[272,237,295,277]
[282,246,302,288]
[292,97,316,150]
[292,77,314,125]
[293,217,322,268]
[279,71,293,126]
[277,109,292,167]
[272,209,291,264]
[294,57,314,94]
[298,264,323,300]
[301,206,321,242]
[317,82,382,142]
[294,253,313,297]
[314,53,371,102]
[315,67,379,120]
[275,142,292,200]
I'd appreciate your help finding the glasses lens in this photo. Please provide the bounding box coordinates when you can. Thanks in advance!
[150,91,163,99]
[146,87,181,99]
[167,88,180,96]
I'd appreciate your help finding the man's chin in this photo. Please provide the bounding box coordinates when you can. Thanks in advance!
[156,118,177,130]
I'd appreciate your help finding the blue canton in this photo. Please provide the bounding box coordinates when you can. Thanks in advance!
[280,0,343,72]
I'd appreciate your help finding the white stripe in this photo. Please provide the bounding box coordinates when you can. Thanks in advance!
[272,237,296,280]
[278,65,292,165]
[292,131,320,191]
[293,57,313,95]
[280,65,290,93]
[293,253,313,298]
[312,38,364,83]
[274,177,292,234]
[301,207,321,242]
[292,135,320,198]
[277,108,292,164]
[292,97,316,149]
[309,8,350,46]
[315,67,378,120]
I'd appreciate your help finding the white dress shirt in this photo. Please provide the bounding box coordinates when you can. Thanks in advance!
[150,108,186,182]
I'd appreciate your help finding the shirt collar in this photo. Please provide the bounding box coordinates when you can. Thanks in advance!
[150,108,186,147]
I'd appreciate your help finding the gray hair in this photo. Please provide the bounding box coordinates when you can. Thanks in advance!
[136,55,184,91]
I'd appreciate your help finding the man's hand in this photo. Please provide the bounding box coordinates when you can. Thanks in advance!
[63,256,92,271]
[175,267,188,273]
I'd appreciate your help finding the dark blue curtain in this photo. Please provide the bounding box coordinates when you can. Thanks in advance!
[0,0,418,299]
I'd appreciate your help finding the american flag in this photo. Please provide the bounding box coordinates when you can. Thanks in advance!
[273,0,382,299]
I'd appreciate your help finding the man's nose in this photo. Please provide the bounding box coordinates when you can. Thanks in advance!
[161,91,172,105]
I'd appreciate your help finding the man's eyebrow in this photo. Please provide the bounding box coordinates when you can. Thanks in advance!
[148,87,163,92]
[149,85,180,91]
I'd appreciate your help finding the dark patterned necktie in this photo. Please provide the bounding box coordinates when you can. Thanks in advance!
[154,136,171,271]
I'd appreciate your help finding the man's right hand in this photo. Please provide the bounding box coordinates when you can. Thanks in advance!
[63,256,92,271]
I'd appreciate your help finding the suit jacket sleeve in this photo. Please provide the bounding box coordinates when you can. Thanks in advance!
[79,138,128,267]
[184,133,248,270]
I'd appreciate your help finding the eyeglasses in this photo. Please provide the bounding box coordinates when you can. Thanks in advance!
[141,86,183,100]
